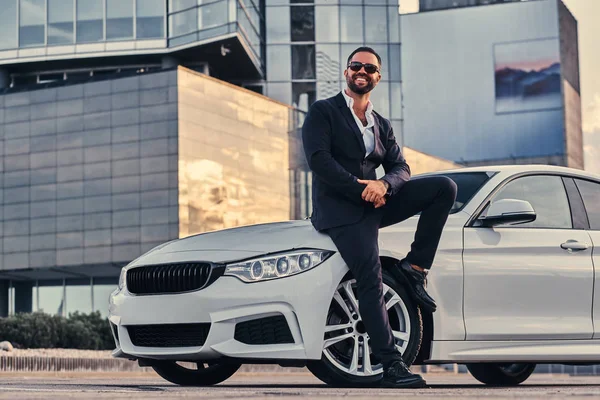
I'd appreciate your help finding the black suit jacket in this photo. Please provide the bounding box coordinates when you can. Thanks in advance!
[302,92,411,231]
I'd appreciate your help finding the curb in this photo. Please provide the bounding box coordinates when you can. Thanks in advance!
[0,356,141,372]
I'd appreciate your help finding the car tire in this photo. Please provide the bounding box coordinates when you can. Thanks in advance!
[466,363,536,386]
[307,270,423,387]
[152,360,241,386]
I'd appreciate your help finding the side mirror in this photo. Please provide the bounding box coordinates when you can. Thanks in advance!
[477,199,536,227]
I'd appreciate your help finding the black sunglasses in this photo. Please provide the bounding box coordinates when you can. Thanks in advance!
[347,61,379,74]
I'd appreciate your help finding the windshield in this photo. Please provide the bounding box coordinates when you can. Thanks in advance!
[413,171,495,214]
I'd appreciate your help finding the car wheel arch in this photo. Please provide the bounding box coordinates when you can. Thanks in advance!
[380,256,433,364]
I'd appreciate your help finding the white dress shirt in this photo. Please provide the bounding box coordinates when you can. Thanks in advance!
[341,90,375,158]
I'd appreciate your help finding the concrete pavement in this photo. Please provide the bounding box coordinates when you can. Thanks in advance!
[0,370,598,399]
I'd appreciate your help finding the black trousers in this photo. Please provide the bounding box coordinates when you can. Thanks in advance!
[323,176,457,367]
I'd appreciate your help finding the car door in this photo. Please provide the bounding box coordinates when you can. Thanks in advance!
[572,178,600,339]
[463,174,594,340]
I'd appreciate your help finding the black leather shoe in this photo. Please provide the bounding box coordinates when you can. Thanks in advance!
[380,360,427,388]
[396,259,437,313]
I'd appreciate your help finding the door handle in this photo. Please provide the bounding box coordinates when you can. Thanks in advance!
[560,240,589,252]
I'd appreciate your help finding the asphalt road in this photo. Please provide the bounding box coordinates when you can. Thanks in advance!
[0,370,599,399]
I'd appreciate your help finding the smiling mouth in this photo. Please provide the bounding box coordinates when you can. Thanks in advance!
[354,76,369,84]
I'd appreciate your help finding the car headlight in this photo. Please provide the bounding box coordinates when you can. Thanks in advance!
[224,249,334,283]
[118,268,127,290]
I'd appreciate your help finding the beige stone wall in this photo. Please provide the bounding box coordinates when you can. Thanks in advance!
[403,146,462,175]
[177,67,293,236]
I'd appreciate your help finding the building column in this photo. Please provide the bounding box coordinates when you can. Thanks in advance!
[14,282,33,313]
[0,281,9,317]
[0,68,8,88]
[161,56,179,69]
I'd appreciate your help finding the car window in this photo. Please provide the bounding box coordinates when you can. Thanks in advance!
[415,172,493,214]
[574,179,600,230]
[491,175,572,229]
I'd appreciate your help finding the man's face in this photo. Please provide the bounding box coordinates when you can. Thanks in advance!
[344,52,381,95]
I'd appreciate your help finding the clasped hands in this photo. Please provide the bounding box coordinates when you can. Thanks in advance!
[357,179,388,209]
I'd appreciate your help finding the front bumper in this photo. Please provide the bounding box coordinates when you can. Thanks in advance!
[109,253,347,362]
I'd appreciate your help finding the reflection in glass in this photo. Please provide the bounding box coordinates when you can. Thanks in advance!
[177,70,293,237]
[492,176,572,229]
[66,280,92,315]
[364,7,387,43]
[38,281,65,316]
[369,82,389,118]
[292,45,316,80]
[340,6,363,42]
[107,0,134,40]
[77,0,103,42]
[574,180,600,229]
[0,0,18,50]
[315,6,338,43]
[198,1,228,30]
[48,0,74,45]
[169,0,196,13]
[290,6,314,42]
[266,6,289,44]
[292,82,316,112]
[19,0,45,47]
[316,44,341,82]
[267,45,291,81]
[169,8,197,37]
[137,0,165,38]
[237,2,260,57]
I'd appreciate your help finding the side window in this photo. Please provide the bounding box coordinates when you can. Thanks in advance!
[491,175,572,229]
[574,179,600,230]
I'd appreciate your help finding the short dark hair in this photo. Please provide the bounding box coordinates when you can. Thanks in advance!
[346,46,382,68]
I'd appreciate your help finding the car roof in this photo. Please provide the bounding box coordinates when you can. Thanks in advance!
[417,164,600,181]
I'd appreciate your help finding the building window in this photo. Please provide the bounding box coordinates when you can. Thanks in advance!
[169,0,196,13]
[76,0,103,43]
[364,7,387,43]
[19,0,46,47]
[136,0,165,38]
[169,8,197,37]
[106,0,134,40]
[198,1,228,31]
[292,81,316,112]
[340,6,363,42]
[48,0,74,45]
[291,45,315,80]
[0,0,18,50]
[66,279,93,315]
[290,6,314,42]
[37,280,66,316]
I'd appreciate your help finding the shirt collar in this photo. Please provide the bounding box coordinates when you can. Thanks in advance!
[342,89,374,115]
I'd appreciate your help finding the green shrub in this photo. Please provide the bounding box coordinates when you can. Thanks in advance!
[0,311,114,350]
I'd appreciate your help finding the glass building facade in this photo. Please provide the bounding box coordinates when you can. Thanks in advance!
[265,0,402,130]
[0,0,264,86]
[0,0,467,318]
[0,67,297,316]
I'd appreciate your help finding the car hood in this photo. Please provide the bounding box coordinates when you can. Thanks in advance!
[128,220,334,266]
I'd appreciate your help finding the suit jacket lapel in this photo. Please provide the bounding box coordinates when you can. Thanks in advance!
[335,92,366,156]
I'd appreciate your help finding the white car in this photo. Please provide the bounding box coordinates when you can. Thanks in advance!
[109,165,600,387]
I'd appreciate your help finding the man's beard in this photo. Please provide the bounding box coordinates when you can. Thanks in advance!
[346,74,375,95]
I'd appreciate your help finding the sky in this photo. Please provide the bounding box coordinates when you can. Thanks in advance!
[562,0,600,174]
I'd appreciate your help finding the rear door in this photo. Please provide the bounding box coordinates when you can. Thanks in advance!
[572,178,600,339]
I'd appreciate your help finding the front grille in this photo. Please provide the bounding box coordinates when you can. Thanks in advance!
[234,315,295,345]
[127,323,210,347]
[126,263,222,294]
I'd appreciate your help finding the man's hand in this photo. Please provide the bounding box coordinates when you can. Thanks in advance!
[357,179,388,207]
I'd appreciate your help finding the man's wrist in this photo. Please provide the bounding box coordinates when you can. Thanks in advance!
[379,179,390,190]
